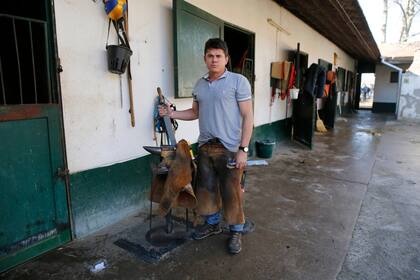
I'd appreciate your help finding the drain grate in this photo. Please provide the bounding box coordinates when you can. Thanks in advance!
[114,218,255,263]
[114,238,187,264]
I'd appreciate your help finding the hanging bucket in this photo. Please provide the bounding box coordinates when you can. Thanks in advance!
[290,88,299,100]
[106,44,132,74]
[255,140,276,159]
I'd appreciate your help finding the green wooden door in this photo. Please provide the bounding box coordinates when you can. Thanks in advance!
[173,0,224,98]
[0,2,70,272]
[0,106,70,272]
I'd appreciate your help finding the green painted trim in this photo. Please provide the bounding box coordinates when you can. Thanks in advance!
[250,118,291,156]
[70,155,160,238]
[68,119,289,238]
[0,229,70,273]
[186,120,291,157]
[190,119,290,157]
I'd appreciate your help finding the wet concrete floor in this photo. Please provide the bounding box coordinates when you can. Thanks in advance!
[2,111,420,280]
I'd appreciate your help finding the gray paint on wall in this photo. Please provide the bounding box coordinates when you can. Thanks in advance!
[399,89,420,118]
[399,72,420,120]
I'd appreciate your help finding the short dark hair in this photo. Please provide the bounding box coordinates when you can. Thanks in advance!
[204,38,229,56]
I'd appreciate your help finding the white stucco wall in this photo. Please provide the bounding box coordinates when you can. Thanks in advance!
[55,0,356,173]
[373,64,398,103]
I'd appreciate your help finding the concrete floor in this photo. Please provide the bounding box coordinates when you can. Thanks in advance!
[2,111,420,280]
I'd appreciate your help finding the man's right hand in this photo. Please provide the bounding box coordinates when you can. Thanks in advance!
[158,104,174,118]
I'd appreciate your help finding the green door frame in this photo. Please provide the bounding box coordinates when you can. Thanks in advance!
[173,0,224,98]
[0,0,72,273]
[49,0,74,239]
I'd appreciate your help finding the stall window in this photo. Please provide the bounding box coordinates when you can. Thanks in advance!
[318,59,332,71]
[390,71,399,83]
[337,67,346,91]
[173,0,255,98]
[173,0,223,98]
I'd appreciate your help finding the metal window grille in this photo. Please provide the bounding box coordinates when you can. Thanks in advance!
[0,14,55,105]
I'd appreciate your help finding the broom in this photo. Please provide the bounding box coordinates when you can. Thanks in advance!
[316,110,328,133]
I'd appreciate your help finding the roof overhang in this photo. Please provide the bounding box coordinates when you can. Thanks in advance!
[384,56,414,65]
[275,0,381,63]
[379,42,420,66]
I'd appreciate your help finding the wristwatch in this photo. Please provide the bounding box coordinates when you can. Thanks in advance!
[239,146,249,153]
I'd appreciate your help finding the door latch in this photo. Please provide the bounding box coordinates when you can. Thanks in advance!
[57,168,69,179]
[57,58,63,73]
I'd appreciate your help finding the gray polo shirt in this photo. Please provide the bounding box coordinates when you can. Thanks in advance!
[192,70,252,152]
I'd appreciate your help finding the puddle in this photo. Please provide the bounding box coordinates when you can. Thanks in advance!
[357,128,382,136]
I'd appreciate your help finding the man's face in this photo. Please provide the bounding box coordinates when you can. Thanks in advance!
[204,48,228,74]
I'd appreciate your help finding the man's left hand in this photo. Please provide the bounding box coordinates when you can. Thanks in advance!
[235,150,247,169]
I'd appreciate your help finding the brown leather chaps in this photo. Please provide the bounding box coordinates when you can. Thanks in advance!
[195,142,245,225]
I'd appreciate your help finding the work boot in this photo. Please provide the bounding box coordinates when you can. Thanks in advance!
[192,223,222,240]
[228,231,242,254]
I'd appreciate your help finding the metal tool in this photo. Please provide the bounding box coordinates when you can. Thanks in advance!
[142,87,191,247]
[157,87,177,146]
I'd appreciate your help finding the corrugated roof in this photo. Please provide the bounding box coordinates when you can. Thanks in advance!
[275,0,381,62]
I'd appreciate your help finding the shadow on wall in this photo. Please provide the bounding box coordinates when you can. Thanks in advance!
[399,73,420,119]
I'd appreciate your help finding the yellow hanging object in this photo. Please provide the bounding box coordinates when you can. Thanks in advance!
[104,0,127,21]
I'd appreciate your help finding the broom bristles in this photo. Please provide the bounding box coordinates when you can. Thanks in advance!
[316,110,328,133]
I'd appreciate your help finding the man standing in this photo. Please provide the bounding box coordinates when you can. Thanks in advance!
[159,38,253,254]
[361,84,369,101]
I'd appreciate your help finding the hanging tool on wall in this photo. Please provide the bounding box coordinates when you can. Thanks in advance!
[296,43,301,88]
[284,63,296,128]
[280,61,292,100]
[104,0,135,127]
[123,0,135,127]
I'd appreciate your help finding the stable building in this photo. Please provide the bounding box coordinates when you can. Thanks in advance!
[376,42,420,119]
[0,0,380,272]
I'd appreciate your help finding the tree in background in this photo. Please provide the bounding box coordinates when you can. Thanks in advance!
[382,0,389,43]
[393,0,420,42]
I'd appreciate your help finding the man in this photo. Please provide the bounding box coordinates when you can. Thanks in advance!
[361,84,369,101]
[159,38,253,254]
